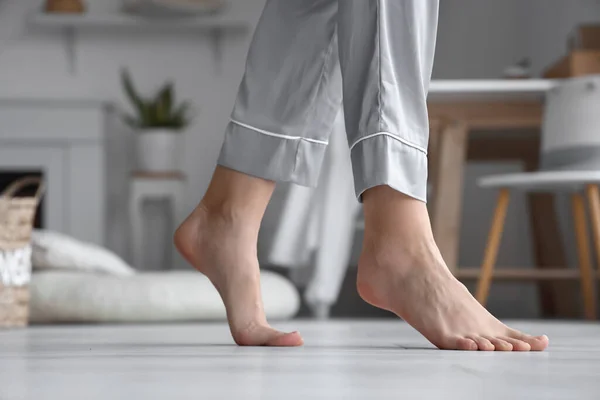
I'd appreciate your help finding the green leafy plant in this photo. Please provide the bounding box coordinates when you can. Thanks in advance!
[121,68,192,131]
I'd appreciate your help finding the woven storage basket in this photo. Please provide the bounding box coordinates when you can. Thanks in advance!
[0,177,44,328]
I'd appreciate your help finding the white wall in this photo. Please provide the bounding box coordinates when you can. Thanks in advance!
[524,0,600,76]
[0,0,265,268]
[433,0,528,79]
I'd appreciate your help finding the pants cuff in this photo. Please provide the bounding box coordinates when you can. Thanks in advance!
[217,121,328,187]
[351,134,428,202]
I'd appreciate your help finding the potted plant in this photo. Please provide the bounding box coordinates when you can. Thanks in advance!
[121,69,192,172]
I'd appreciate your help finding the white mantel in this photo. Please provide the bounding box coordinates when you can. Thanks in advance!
[0,97,110,246]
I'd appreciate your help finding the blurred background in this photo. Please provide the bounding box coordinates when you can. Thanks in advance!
[1,0,600,327]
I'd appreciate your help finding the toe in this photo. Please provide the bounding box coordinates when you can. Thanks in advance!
[507,330,549,351]
[468,336,495,351]
[454,337,478,351]
[484,336,513,351]
[527,335,549,351]
[499,336,531,351]
[265,331,304,347]
[233,324,304,347]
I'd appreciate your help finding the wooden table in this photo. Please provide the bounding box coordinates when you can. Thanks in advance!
[426,79,579,317]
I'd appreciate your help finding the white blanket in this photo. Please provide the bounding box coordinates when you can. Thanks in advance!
[28,230,300,323]
[30,270,300,323]
[31,230,135,276]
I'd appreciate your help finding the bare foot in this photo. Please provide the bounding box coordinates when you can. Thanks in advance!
[358,186,549,351]
[174,203,303,347]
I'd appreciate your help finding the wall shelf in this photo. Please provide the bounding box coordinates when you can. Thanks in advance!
[27,12,250,74]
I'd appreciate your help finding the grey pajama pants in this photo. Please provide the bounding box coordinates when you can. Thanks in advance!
[218,0,439,202]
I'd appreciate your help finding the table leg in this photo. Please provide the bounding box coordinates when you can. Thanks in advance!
[430,121,468,273]
[129,187,145,270]
[171,183,187,270]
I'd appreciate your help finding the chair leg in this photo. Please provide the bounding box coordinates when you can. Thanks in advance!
[571,193,597,320]
[586,184,600,283]
[476,188,510,305]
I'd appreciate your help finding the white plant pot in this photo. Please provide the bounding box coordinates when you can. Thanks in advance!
[136,129,182,172]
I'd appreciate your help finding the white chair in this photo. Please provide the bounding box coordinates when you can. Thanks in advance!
[476,76,600,319]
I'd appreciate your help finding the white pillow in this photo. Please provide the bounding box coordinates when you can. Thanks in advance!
[29,270,300,323]
[31,230,135,276]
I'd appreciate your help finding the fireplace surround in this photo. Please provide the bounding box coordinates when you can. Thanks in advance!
[0,98,108,245]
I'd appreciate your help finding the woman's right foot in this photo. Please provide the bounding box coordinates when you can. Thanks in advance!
[358,186,549,351]
[174,202,303,347]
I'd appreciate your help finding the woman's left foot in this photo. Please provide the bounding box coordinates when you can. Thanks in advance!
[174,204,303,347]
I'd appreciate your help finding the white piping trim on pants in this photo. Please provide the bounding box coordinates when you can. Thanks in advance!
[230,119,329,145]
[349,132,427,154]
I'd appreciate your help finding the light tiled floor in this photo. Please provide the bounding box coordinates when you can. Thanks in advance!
[1,320,599,399]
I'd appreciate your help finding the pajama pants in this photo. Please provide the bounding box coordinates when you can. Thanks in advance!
[218,0,439,202]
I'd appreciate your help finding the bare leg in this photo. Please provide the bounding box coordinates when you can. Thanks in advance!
[174,166,303,346]
[357,186,549,351]
[174,0,340,347]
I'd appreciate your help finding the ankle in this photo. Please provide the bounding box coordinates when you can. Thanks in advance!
[199,166,275,226]
[197,199,251,226]
[362,185,434,241]
[186,201,261,250]
[356,236,447,311]
[358,242,416,281]
[359,207,443,279]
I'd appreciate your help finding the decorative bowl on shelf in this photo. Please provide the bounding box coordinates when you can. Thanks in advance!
[45,0,86,14]
[502,58,532,80]
[122,0,225,19]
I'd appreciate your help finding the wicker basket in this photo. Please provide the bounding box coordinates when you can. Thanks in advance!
[0,177,45,328]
